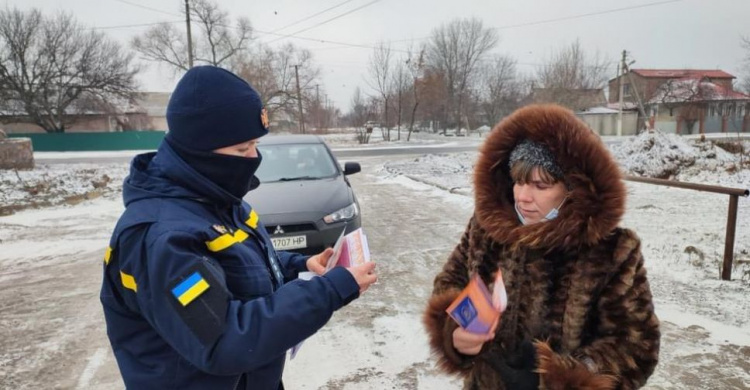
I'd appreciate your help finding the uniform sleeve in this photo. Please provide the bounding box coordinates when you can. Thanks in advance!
[136,230,360,376]
[422,217,476,376]
[276,250,309,281]
[535,231,660,390]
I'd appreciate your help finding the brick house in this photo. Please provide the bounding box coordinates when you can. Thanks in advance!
[0,92,170,134]
[608,69,750,134]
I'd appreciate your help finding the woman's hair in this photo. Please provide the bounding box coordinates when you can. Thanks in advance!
[510,159,560,185]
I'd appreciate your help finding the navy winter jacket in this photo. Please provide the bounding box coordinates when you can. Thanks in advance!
[100,141,359,389]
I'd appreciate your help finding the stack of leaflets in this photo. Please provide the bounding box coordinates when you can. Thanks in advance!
[325,227,370,270]
[446,271,508,335]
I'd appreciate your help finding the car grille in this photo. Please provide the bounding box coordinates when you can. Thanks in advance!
[265,223,317,235]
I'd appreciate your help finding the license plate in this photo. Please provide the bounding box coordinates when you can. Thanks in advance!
[271,235,307,250]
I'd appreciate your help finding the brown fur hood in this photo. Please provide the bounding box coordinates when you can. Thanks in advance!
[474,104,625,251]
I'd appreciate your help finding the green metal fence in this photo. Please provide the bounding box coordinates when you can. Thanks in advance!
[8,131,166,151]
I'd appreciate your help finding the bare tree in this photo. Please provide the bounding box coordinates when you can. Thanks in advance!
[535,39,611,110]
[349,87,371,144]
[406,45,426,140]
[132,0,251,72]
[391,57,411,141]
[303,84,335,132]
[237,43,319,126]
[427,18,498,135]
[741,35,750,94]
[419,69,449,133]
[652,78,724,135]
[0,8,139,133]
[479,55,522,127]
[367,41,392,141]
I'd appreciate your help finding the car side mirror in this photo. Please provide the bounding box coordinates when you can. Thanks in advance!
[343,162,361,175]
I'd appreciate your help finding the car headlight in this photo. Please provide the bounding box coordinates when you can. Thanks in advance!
[323,203,358,224]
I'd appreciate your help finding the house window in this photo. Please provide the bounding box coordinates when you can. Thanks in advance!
[623,84,631,96]
[669,107,673,117]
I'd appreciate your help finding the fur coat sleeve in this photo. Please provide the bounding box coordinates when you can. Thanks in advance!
[422,218,477,376]
[536,233,660,390]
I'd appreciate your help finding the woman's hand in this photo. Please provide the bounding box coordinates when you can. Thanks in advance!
[452,317,499,355]
[306,248,333,275]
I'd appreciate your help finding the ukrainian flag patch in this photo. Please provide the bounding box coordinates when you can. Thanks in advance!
[172,271,210,306]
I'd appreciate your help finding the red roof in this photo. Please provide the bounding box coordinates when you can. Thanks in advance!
[631,69,735,79]
[712,83,750,100]
[648,79,750,104]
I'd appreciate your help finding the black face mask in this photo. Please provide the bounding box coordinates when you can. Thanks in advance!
[168,138,262,201]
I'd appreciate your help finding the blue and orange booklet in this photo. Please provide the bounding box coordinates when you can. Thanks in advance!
[446,271,508,335]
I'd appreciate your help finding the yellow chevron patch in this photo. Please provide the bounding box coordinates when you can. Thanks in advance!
[104,246,112,265]
[205,229,250,252]
[120,271,137,292]
[246,210,259,229]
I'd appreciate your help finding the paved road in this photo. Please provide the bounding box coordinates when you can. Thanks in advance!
[32,131,750,165]
[33,133,639,165]
[33,142,484,165]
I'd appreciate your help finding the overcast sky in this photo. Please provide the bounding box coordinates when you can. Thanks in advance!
[9,0,750,110]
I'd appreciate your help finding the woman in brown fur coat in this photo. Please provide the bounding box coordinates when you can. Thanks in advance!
[424,104,660,389]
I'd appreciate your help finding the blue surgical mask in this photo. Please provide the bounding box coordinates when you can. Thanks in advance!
[515,197,567,225]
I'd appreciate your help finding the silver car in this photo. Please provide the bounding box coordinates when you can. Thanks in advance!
[244,135,362,255]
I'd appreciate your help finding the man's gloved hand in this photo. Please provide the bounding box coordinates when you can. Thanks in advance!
[485,340,540,390]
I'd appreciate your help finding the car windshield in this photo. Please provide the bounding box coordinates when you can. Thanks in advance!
[256,143,338,183]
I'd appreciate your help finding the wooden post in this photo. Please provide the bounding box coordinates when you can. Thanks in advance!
[294,65,305,134]
[185,0,193,68]
[722,195,739,281]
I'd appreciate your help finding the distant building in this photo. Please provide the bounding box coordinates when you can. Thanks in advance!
[0,92,170,134]
[137,92,171,131]
[608,69,736,104]
[576,107,638,136]
[523,87,607,112]
[608,69,750,134]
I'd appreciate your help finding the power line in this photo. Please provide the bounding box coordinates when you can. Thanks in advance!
[267,0,383,44]
[255,28,411,54]
[91,20,183,30]
[98,0,640,70]
[388,0,683,44]
[111,0,181,17]
[268,0,358,34]
[257,0,679,59]
[495,0,682,30]
[108,0,386,54]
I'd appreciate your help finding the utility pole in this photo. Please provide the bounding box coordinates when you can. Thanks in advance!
[623,59,650,131]
[294,65,305,134]
[617,50,626,136]
[314,84,320,130]
[184,0,194,68]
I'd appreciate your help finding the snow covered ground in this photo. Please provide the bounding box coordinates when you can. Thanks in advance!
[1,130,749,389]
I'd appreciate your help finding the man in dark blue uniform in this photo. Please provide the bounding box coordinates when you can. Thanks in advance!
[100,66,377,389]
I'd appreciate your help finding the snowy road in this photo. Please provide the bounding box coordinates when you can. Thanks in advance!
[1,154,748,389]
